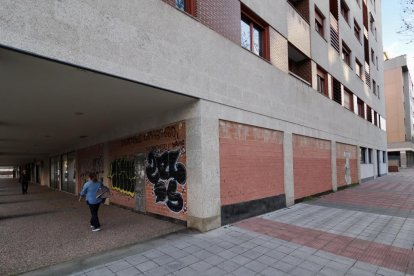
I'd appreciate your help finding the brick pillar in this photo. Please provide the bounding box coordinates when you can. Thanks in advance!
[400,150,407,168]
[186,108,221,231]
[283,132,295,206]
[331,140,337,191]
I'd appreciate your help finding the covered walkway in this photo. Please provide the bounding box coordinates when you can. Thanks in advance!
[0,178,184,275]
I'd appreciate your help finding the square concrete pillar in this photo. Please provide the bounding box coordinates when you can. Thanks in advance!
[186,112,221,232]
[400,150,407,168]
[283,132,295,206]
[331,140,337,192]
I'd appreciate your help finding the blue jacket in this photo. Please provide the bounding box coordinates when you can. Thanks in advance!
[80,180,103,205]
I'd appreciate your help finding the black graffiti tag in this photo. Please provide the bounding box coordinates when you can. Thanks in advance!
[146,149,186,212]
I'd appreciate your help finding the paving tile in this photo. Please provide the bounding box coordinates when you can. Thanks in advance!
[244,259,268,273]
[125,254,149,266]
[143,266,170,276]
[172,267,197,276]
[135,260,159,272]
[289,266,317,276]
[188,260,212,272]
[375,267,405,276]
[298,261,324,273]
[107,260,132,273]
[143,250,165,259]
[353,261,379,273]
[281,255,304,266]
[318,266,347,276]
[260,266,287,276]
[231,254,252,265]
[86,267,115,276]
[345,267,375,276]
[164,260,186,272]
[241,249,263,260]
[216,260,240,273]
[232,266,256,276]
[217,249,237,259]
[152,255,175,266]
[271,260,295,272]
[202,266,229,276]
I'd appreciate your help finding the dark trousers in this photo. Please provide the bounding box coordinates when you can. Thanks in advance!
[88,202,101,228]
[21,182,28,194]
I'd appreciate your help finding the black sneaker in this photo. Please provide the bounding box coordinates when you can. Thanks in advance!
[92,227,101,232]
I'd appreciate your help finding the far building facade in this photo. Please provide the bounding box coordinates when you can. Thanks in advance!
[384,54,414,169]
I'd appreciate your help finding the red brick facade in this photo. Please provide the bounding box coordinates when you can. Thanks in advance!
[197,0,241,44]
[108,122,187,221]
[293,135,332,200]
[219,121,284,206]
[76,144,104,192]
[336,143,358,187]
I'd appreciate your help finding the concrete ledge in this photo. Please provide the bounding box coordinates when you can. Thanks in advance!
[221,194,286,226]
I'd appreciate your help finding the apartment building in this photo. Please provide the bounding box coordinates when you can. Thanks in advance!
[0,0,386,231]
[384,55,414,168]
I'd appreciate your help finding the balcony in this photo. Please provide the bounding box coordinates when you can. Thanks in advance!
[287,3,310,57]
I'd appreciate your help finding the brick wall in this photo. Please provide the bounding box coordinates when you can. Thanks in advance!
[293,135,332,200]
[336,143,358,187]
[76,144,104,192]
[289,59,312,84]
[219,121,284,206]
[108,122,187,221]
[197,0,241,44]
[270,28,289,73]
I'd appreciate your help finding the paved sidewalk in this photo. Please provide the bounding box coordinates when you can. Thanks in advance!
[0,179,184,275]
[24,169,414,276]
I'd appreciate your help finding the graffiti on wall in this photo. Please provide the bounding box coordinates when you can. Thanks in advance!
[108,157,139,197]
[344,152,351,185]
[146,148,186,212]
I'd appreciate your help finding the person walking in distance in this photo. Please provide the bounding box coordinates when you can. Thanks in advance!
[79,172,103,232]
[19,170,29,194]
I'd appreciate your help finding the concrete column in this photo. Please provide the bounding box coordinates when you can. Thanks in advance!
[331,141,337,192]
[357,146,361,183]
[186,107,221,232]
[283,132,295,206]
[400,150,407,168]
[103,142,110,205]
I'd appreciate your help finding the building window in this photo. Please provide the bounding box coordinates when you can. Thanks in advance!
[361,147,366,163]
[376,56,378,70]
[356,59,363,79]
[315,6,325,38]
[341,0,350,23]
[373,80,377,95]
[367,106,372,122]
[357,98,365,118]
[354,20,361,41]
[370,13,375,33]
[241,7,269,59]
[316,66,328,95]
[377,85,380,99]
[374,111,378,126]
[343,88,353,110]
[383,151,386,163]
[175,0,195,15]
[371,49,375,64]
[342,41,351,67]
[332,78,342,104]
[368,149,372,163]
